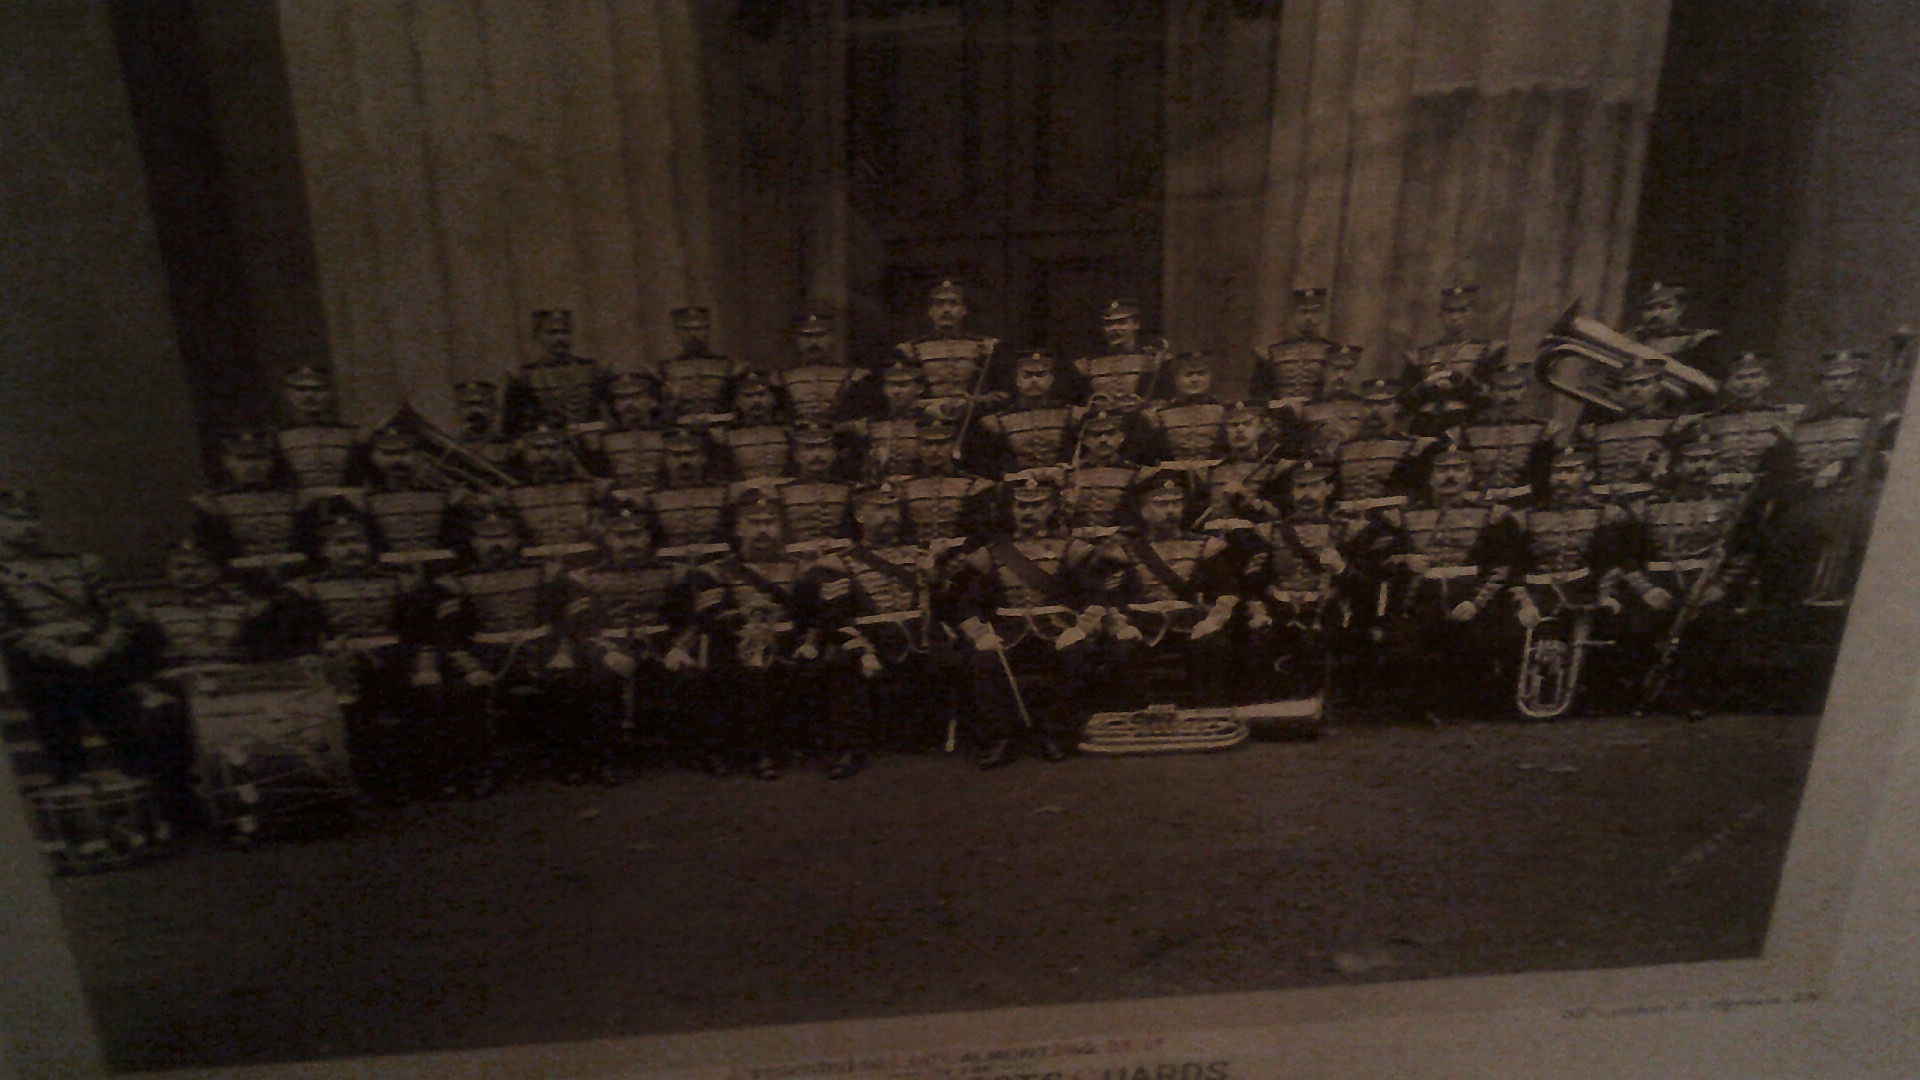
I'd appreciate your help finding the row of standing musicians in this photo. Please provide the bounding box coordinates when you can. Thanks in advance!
[1,282,1902,823]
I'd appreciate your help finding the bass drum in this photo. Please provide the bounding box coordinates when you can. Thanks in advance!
[30,770,173,874]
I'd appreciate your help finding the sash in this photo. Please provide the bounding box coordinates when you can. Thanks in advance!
[843,545,920,610]
[990,541,1073,606]
[1127,537,1198,602]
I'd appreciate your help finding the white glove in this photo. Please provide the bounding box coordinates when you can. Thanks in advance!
[1599,593,1624,615]
[410,652,443,688]
[1190,614,1226,640]
[547,646,577,672]
[1246,601,1274,631]
[464,669,496,688]
[858,652,883,678]
[1448,600,1479,623]
[1109,615,1143,644]
[1320,549,1348,575]
[663,646,698,672]
[793,636,821,662]
[1643,587,1675,612]
[136,684,175,711]
[64,645,106,669]
[1515,601,1542,629]
[1052,626,1087,651]
[602,648,638,678]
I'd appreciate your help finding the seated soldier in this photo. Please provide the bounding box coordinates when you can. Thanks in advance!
[191,429,305,582]
[1244,465,1356,703]
[979,348,1076,475]
[599,370,668,493]
[714,368,792,482]
[1460,365,1557,506]
[1140,352,1228,463]
[1101,470,1243,707]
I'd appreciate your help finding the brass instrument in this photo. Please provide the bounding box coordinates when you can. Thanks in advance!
[1535,301,1719,416]
[379,403,518,493]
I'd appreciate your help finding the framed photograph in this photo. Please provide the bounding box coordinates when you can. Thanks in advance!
[4,2,1920,1078]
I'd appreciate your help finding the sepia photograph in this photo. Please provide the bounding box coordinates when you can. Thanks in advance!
[4,1,1920,1077]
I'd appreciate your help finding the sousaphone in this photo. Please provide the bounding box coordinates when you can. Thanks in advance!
[1535,301,1719,416]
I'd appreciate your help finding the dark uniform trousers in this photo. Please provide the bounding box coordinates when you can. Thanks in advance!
[965,635,1093,748]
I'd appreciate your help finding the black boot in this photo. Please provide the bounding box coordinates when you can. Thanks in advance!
[976,739,1015,770]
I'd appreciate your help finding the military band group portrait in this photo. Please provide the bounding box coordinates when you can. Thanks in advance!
[1,276,1905,862]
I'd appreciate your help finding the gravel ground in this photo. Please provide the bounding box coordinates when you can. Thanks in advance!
[49,710,1819,1072]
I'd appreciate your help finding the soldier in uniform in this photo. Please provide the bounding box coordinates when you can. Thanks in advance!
[649,425,733,561]
[1244,465,1353,703]
[453,379,515,472]
[1294,345,1367,465]
[284,497,440,800]
[1334,379,1426,529]
[950,473,1101,767]
[902,412,998,547]
[504,421,603,562]
[893,280,1006,424]
[1400,285,1506,438]
[796,480,954,767]
[557,494,696,783]
[1062,407,1147,538]
[778,422,854,550]
[979,349,1077,474]
[276,364,360,497]
[778,311,869,427]
[1577,356,1684,505]
[1251,287,1344,407]
[1633,281,1730,387]
[127,540,281,821]
[1101,470,1243,706]
[1197,400,1294,528]
[1073,299,1167,412]
[713,369,793,482]
[845,360,927,480]
[1504,447,1640,715]
[1141,352,1228,463]
[1460,365,1557,506]
[1695,352,1798,500]
[358,419,465,570]
[0,491,148,786]
[435,501,572,793]
[504,309,610,437]
[1775,351,1883,606]
[660,305,743,420]
[1349,448,1520,718]
[191,430,306,580]
[600,370,669,496]
[695,484,817,779]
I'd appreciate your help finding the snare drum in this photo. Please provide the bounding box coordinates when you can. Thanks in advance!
[30,770,173,874]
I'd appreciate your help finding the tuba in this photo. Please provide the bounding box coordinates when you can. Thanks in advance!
[1535,301,1719,416]
[380,403,518,493]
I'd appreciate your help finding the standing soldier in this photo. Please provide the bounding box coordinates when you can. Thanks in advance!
[1578,356,1684,505]
[1460,365,1558,506]
[1777,351,1883,605]
[1292,345,1367,467]
[845,360,928,480]
[950,473,1099,767]
[894,280,1006,425]
[191,430,305,579]
[504,309,610,437]
[435,501,572,794]
[558,494,694,783]
[660,305,743,421]
[285,498,439,801]
[505,421,603,562]
[779,422,854,550]
[778,311,868,426]
[1694,352,1798,500]
[980,349,1077,474]
[697,484,815,779]
[1400,285,1506,438]
[1334,379,1426,528]
[358,419,465,570]
[1141,352,1228,463]
[648,425,733,561]
[902,413,998,549]
[713,369,793,482]
[452,379,515,472]
[277,365,360,498]
[1062,407,1146,537]
[1350,447,1519,719]
[1251,287,1344,408]
[1074,299,1167,412]
[1633,281,1730,386]
[0,490,147,786]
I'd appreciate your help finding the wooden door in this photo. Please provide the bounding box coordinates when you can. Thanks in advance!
[845,0,1165,361]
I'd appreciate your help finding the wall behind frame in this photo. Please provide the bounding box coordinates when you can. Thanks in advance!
[0,0,201,578]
